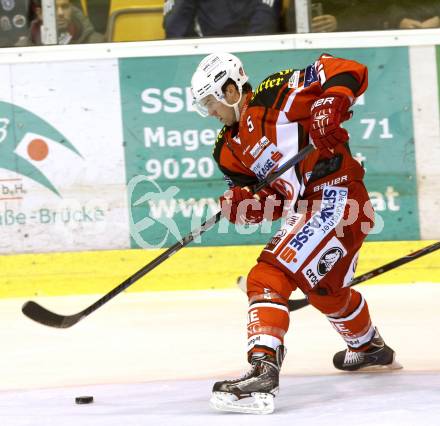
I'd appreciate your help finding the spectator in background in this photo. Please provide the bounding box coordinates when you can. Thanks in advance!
[286,0,390,33]
[387,0,440,29]
[0,0,32,47]
[30,0,105,45]
[72,0,110,35]
[163,0,281,38]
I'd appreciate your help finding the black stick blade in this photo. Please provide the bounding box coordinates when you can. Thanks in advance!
[287,298,309,311]
[22,301,83,329]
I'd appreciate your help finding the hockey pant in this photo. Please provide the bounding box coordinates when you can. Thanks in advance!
[246,184,376,359]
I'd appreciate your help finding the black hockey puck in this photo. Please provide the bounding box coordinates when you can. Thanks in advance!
[75,396,94,404]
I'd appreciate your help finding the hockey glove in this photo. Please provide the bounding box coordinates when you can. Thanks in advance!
[220,186,284,225]
[309,92,352,154]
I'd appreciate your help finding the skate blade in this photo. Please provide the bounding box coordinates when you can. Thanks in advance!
[353,353,403,373]
[210,391,274,415]
[358,358,403,372]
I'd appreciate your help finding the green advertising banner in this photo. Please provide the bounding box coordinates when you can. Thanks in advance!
[119,47,419,248]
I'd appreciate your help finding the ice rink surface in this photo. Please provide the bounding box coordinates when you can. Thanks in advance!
[2,283,440,426]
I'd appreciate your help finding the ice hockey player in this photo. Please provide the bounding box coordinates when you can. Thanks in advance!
[191,52,402,414]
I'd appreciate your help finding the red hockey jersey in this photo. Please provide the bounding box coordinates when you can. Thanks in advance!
[213,54,368,206]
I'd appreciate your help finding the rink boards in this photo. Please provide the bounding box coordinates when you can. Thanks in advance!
[0,32,440,255]
[1,31,440,297]
[1,240,439,298]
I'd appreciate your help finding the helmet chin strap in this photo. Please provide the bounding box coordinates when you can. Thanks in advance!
[233,103,241,122]
[223,90,243,123]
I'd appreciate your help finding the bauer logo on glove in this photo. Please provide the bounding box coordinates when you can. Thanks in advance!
[309,92,353,155]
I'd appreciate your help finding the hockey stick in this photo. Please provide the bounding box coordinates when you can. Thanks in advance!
[287,240,440,312]
[22,144,315,328]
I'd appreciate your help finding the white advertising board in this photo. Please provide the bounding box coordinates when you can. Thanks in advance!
[0,60,130,253]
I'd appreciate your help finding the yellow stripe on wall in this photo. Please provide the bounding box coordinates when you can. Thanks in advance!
[0,241,439,298]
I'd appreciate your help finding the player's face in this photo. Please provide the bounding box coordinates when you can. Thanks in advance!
[203,84,240,126]
[202,96,236,126]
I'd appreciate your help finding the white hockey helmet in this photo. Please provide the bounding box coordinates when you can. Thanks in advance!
[191,53,249,117]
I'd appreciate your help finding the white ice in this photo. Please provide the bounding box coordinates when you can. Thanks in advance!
[1,283,440,426]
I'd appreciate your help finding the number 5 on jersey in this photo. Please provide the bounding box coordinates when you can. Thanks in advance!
[247,115,254,132]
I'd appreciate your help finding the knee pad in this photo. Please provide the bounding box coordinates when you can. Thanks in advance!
[247,261,295,303]
[308,286,352,316]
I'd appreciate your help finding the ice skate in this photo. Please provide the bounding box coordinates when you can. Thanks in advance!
[209,347,285,414]
[333,327,402,372]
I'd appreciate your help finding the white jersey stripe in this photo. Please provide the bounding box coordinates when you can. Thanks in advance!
[249,302,290,314]
[283,91,297,112]
[328,295,366,323]
[274,113,301,202]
